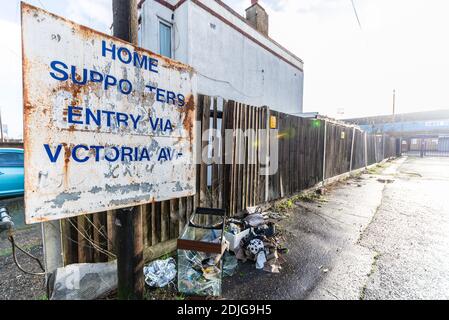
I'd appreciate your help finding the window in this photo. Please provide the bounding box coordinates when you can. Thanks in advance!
[159,21,172,58]
[0,152,24,167]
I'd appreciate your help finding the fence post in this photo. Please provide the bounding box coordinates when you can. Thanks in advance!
[374,135,378,163]
[42,220,64,280]
[364,132,368,168]
[349,127,356,172]
[265,107,270,202]
[322,120,327,184]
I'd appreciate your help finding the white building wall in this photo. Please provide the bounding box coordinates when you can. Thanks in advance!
[140,0,304,115]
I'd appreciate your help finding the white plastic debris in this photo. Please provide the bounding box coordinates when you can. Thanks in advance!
[50,261,117,300]
[143,257,177,287]
[255,251,267,270]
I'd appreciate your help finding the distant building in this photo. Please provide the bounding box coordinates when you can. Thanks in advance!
[138,0,304,115]
[344,109,449,136]
[345,109,449,154]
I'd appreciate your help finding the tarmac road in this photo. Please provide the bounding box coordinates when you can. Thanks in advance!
[223,156,449,300]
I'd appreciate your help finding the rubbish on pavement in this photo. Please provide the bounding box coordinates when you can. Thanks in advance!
[377,178,395,184]
[178,247,222,296]
[224,227,250,252]
[263,248,284,273]
[228,209,287,273]
[50,261,117,300]
[177,207,227,297]
[243,213,266,228]
[181,205,290,279]
[143,257,177,287]
[265,211,286,221]
[246,206,262,214]
[247,238,265,255]
[223,252,238,277]
[227,223,241,235]
[254,222,276,237]
[255,251,267,269]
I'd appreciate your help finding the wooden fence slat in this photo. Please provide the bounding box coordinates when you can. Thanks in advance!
[151,202,160,246]
[200,95,210,207]
[194,95,204,209]
[62,218,78,265]
[92,212,108,262]
[169,199,179,239]
[160,200,169,242]
[178,197,186,235]
[76,215,92,263]
[142,204,150,248]
[212,97,219,208]
[236,103,243,214]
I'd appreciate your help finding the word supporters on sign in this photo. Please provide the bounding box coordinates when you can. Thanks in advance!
[21,3,197,224]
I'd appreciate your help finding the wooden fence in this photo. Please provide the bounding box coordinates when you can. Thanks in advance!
[58,95,399,265]
[268,111,325,200]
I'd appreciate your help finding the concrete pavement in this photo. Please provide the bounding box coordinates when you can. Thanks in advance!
[223,156,449,300]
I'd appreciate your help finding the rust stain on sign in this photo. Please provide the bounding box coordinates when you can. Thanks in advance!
[21,3,197,224]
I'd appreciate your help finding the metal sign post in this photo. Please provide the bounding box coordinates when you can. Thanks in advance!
[112,0,143,300]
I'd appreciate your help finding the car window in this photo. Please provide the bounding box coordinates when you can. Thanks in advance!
[0,152,24,167]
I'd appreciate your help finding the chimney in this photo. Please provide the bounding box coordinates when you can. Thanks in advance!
[245,0,269,36]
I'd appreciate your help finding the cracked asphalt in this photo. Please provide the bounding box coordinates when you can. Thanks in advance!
[224,156,449,300]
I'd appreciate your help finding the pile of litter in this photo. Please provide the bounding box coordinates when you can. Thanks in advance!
[224,206,287,273]
[142,205,288,297]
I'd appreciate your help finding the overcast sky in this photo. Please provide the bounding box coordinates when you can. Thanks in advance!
[1,0,449,138]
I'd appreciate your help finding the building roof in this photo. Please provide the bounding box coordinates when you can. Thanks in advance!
[345,109,449,125]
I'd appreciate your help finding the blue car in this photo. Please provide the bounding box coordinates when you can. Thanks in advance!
[0,148,24,198]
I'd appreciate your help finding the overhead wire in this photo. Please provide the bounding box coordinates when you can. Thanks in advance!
[350,0,362,30]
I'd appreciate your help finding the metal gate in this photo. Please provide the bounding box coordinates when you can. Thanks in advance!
[402,137,449,157]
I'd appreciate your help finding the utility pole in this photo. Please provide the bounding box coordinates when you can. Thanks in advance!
[392,89,396,119]
[112,0,144,300]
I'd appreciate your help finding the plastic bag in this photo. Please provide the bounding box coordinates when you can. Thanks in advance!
[244,213,265,227]
[143,257,177,287]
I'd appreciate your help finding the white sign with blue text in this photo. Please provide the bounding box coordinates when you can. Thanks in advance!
[22,3,197,224]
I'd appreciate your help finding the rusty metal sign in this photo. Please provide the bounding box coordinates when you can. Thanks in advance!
[21,3,197,224]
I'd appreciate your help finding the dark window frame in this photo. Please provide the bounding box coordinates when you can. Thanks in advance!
[159,19,172,58]
[0,152,24,167]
